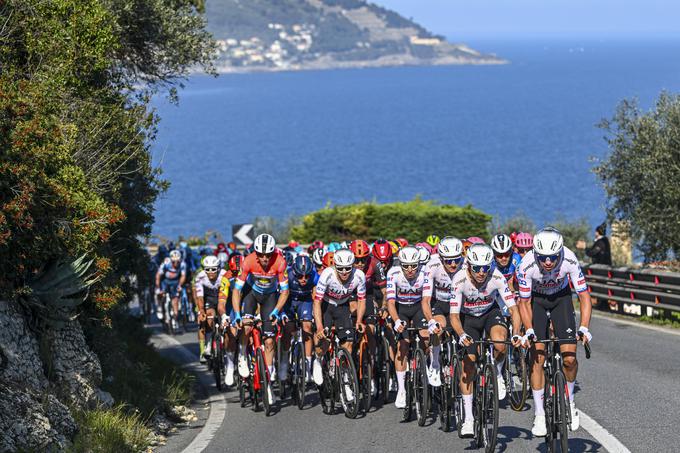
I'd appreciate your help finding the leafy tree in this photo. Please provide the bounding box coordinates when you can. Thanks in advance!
[0,0,214,311]
[594,92,680,262]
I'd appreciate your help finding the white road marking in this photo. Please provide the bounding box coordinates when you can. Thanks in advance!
[580,410,632,453]
[151,333,227,453]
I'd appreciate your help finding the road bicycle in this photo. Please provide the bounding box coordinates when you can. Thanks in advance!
[317,327,360,419]
[399,325,430,426]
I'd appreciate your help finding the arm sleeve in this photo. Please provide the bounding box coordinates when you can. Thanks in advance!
[314,273,327,301]
[386,272,396,302]
[449,284,462,314]
[219,276,230,302]
[277,260,289,291]
[234,259,250,291]
[356,273,366,300]
[498,277,516,308]
[194,274,204,297]
[570,265,589,293]
[422,269,433,298]
[516,269,532,299]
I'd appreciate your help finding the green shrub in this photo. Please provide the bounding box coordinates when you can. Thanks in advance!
[490,212,537,236]
[71,406,151,453]
[290,198,491,243]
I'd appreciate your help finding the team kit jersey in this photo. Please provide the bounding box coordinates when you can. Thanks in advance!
[516,248,588,299]
[157,260,187,282]
[423,258,457,302]
[315,267,366,305]
[450,268,516,316]
[193,269,228,310]
[495,252,522,283]
[386,266,428,305]
[234,251,289,295]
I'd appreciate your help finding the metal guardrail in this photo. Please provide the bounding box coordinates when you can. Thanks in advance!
[582,264,680,317]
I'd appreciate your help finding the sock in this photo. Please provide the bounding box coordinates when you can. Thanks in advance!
[268,365,275,376]
[567,380,575,403]
[225,353,234,369]
[463,394,473,421]
[533,389,545,416]
[431,345,441,368]
[496,361,503,377]
[396,371,406,393]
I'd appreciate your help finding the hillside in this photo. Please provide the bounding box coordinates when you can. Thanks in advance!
[205,0,505,72]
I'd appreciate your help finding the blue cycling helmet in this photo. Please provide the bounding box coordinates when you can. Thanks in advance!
[284,250,297,267]
[292,255,314,277]
[327,242,341,252]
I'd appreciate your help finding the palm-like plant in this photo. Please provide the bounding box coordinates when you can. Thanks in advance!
[21,255,101,329]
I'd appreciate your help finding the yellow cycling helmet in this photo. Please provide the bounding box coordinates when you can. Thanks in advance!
[388,240,400,255]
[426,234,440,247]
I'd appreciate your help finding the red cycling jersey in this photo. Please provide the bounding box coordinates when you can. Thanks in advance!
[234,251,289,295]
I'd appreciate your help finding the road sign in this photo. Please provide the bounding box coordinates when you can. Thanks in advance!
[232,224,254,246]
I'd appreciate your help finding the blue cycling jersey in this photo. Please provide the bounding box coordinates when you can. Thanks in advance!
[495,252,521,282]
[313,268,320,286]
[287,267,315,302]
[157,260,187,283]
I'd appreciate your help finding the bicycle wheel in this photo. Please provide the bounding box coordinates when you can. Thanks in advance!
[554,371,570,452]
[507,345,528,411]
[403,369,413,422]
[238,377,246,407]
[294,342,306,409]
[360,343,372,413]
[380,336,392,404]
[212,334,223,390]
[480,363,499,453]
[414,348,430,426]
[255,348,272,416]
[440,356,454,432]
[453,355,466,438]
[319,354,334,415]
[275,335,286,399]
[544,370,555,453]
[337,347,360,419]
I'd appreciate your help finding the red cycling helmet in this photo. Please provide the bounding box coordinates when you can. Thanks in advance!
[372,239,393,263]
[515,232,533,249]
[322,251,335,268]
[228,254,243,273]
[288,240,299,248]
[509,232,518,245]
[350,239,371,258]
[215,242,227,256]
[395,237,409,248]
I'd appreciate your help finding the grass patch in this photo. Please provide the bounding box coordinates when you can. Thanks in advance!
[84,309,193,417]
[639,311,680,329]
[70,405,151,453]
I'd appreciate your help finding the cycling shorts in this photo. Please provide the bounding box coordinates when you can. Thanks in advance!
[243,291,278,338]
[461,307,507,356]
[350,294,377,325]
[532,287,577,345]
[162,281,180,297]
[431,298,450,317]
[322,302,354,343]
[286,299,313,322]
[396,302,427,338]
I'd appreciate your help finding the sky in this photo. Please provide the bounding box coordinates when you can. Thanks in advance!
[374,0,680,39]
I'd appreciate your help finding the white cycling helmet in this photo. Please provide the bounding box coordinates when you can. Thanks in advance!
[333,249,355,267]
[416,245,431,264]
[490,233,513,254]
[169,250,181,261]
[217,252,228,266]
[466,244,493,266]
[202,255,220,269]
[312,248,325,266]
[437,237,463,259]
[533,228,564,256]
[253,233,276,254]
[398,246,420,266]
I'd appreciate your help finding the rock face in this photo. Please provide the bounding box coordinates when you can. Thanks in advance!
[0,299,105,452]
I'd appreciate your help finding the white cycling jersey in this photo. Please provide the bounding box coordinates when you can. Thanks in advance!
[386,266,427,305]
[423,258,458,302]
[450,268,516,317]
[193,269,227,298]
[516,247,588,299]
[314,267,366,305]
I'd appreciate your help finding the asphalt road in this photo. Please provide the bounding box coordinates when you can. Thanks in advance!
[152,313,680,453]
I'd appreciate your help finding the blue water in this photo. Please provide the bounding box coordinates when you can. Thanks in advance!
[151,38,680,239]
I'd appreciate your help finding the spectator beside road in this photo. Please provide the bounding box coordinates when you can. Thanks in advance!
[577,222,612,265]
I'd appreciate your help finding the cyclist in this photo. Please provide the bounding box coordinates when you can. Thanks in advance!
[194,256,228,361]
[217,254,243,385]
[155,250,187,331]
[349,239,378,395]
[449,243,522,437]
[232,233,289,405]
[285,255,316,382]
[312,249,367,391]
[395,237,409,248]
[426,234,440,250]
[421,237,464,386]
[516,228,592,436]
[386,246,429,408]
[491,233,522,315]
[311,248,325,284]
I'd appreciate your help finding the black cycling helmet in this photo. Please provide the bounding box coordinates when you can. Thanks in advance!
[292,255,314,277]
[284,250,297,267]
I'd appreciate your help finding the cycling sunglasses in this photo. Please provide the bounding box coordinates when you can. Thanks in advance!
[537,254,559,263]
[443,257,464,265]
[470,264,491,273]
[494,252,512,259]
[517,248,532,254]
[354,257,367,264]
[204,267,219,273]
[256,252,273,258]
[296,274,310,280]
[401,263,419,271]
[336,266,353,273]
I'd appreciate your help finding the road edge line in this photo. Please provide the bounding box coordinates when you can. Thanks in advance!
[152,333,226,453]
[579,409,631,453]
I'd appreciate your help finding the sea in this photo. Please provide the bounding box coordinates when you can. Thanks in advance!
[150,38,680,240]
